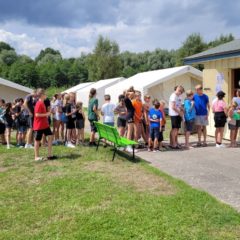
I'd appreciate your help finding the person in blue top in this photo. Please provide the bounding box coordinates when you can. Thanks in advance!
[184,90,196,149]
[193,84,210,147]
[148,99,162,152]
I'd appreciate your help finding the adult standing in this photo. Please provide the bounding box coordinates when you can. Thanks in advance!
[88,88,99,146]
[193,84,210,147]
[24,90,38,149]
[169,86,184,149]
[212,91,228,148]
[231,89,240,144]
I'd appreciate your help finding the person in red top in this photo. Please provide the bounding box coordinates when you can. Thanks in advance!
[34,89,56,161]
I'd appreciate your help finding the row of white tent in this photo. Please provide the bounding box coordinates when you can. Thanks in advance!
[64,65,202,107]
[0,65,202,106]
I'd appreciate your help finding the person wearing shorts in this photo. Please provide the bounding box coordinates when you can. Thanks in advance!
[88,88,99,146]
[24,90,38,148]
[148,99,162,152]
[212,91,228,148]
[169,86,184,149]
[0,99,6,144]
[115,94,127,137]
[193,85,210,147]
[33,89,56,161]
[184,90,196,149]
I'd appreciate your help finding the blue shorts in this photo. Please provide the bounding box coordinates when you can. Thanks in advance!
[150,127,160,141]
[18,125,28,133]
[185,120,194,132]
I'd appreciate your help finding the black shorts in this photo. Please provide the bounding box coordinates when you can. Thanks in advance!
[158,131,164,142]
[89,120,97,132]
[214,112,227,128]
[171,116,182,129]
[126,112,134,123]
[28,116,34,128]
[66,119,76,129]
[150,127,160,141]
[35,127,52,141]
[236,120,240,128]
[185,120,194,132]
[76,119,84,129]
[0,122,5,134]
[117,117,127,128]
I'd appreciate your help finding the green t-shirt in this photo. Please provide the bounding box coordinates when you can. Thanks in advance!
[233,112,240,120]
[88,98,98,121]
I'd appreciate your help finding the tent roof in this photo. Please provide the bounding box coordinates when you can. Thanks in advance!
[0,77,33,93]
[184,39,240,64]
[77,77,124,92]
[63,82,94,93]
[107,66,202,92]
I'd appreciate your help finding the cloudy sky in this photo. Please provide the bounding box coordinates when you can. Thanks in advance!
[0,0,239,58]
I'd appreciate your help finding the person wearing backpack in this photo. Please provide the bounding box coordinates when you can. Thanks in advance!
[15,98,28,148]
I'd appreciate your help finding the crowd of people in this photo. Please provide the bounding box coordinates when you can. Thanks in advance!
[0,85,239,160]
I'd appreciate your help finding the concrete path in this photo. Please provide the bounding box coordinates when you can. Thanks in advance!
[137,137,240,211]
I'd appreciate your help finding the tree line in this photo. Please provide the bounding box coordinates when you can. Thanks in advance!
[0,33,234,89]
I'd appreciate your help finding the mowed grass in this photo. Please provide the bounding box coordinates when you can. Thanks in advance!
[0,143,240,240]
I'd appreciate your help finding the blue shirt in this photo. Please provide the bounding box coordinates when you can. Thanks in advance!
[193,93,209,116]
[184,99,196,121]
[148,108,162,128]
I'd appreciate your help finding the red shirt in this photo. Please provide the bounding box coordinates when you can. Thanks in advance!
[33,100,49,130]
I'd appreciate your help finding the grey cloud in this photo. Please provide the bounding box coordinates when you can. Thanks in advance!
[0,0,120,27]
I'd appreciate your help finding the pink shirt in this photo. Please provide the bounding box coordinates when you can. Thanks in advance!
[212,99,226,113]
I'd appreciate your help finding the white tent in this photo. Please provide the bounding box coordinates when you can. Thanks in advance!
[105,66,202,105]
[62,82,94,94]
[77,77,125,107]
[0,77,33,102]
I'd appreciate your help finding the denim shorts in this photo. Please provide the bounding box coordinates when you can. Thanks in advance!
[150,127,160,141]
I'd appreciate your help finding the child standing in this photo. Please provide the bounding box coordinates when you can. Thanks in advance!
[33,89,56,161]
[114,94,127,137]
[3,102,13,149]
[101,94,116,127]
[159,100,166,151]
[148,99,162,152]
[75,102,85,145]
[228,102,240,147]
[184,90,196,149]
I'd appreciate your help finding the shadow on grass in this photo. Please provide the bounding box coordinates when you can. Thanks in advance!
[57,153,82,160]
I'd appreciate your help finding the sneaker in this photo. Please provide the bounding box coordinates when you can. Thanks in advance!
[7,145,10,149]
[216,144,221,148]
[217,144,226,148]
[66,142,76,148]
[148,148,152,152]
[25,144,34,149]
[153,148,159,153]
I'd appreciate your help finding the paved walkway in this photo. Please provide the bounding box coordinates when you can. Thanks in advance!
[137,137,240,211]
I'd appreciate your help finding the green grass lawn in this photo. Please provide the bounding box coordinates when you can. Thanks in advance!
[0,143,240,240]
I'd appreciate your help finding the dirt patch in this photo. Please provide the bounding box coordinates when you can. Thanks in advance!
[83,161,176,196]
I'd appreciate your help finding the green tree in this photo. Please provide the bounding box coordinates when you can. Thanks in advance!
[208,34,234,48]
[35,47,62,62]
[87,36,121,81]
[9,56,38,87]
[176,33,207,66]
[0,42,14,53]
[0,49,18,66]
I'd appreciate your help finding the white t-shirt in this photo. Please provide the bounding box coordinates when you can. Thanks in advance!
[101,102,116,123]
[169,92,182,116]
